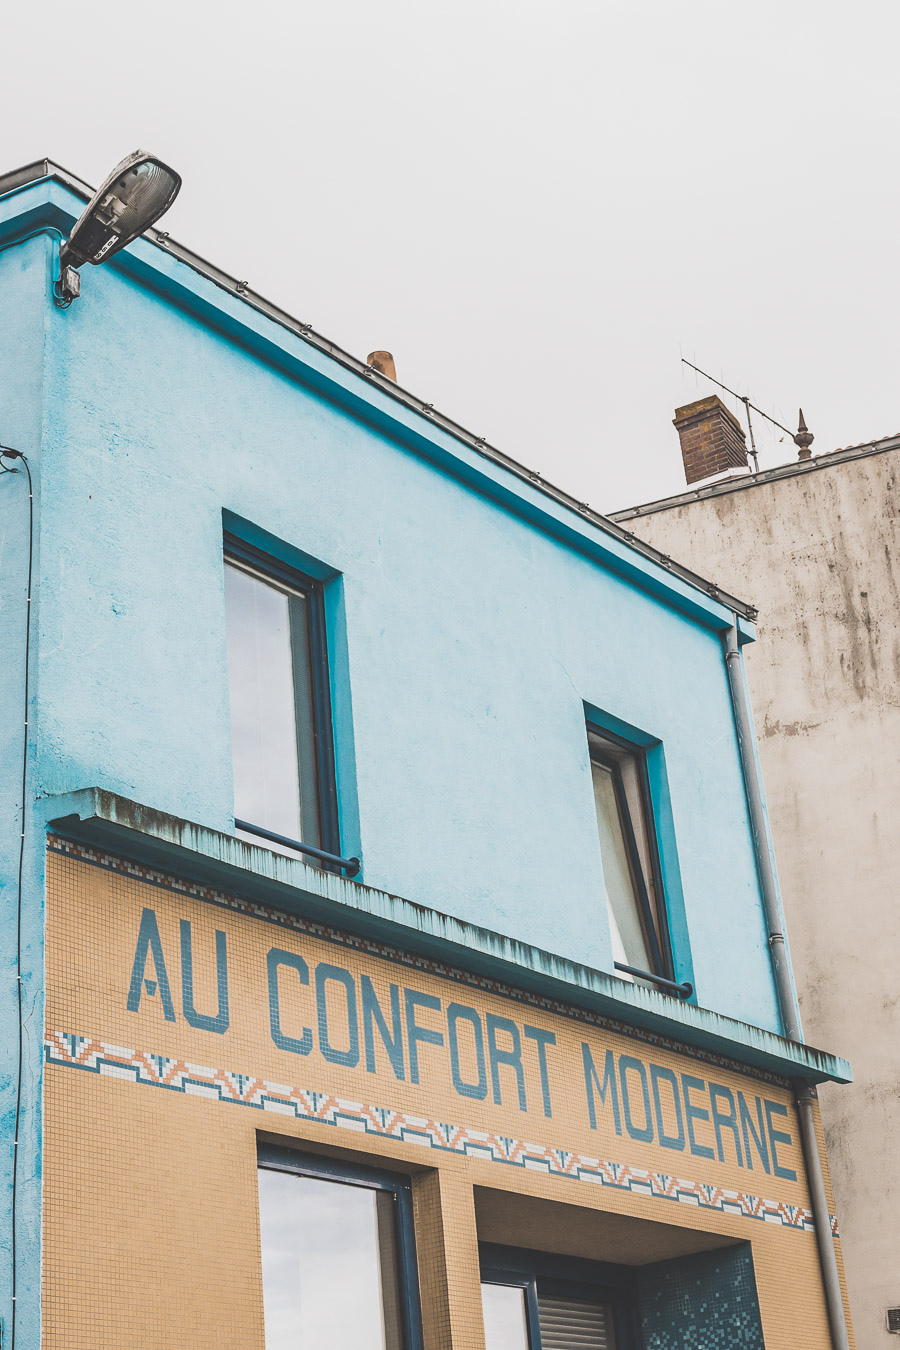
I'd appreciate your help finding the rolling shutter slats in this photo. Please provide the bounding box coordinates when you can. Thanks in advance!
[537,1294,616,1350]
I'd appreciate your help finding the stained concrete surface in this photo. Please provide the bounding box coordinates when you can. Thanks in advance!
[617,445,900,1347]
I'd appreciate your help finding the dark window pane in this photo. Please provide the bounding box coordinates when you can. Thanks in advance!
[287,591,322,845]
[614,752,663,939]
[258,1168,404,1350]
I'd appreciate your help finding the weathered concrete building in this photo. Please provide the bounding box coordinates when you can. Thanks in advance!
[612,399,900,1347]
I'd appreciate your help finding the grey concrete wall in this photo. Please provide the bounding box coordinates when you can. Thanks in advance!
[619,447,900,1348]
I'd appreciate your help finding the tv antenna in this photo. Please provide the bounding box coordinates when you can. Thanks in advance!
[681,358,813,471]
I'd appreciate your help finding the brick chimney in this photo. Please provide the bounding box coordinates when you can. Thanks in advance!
[367,350,397,381]
[673,395,748,485]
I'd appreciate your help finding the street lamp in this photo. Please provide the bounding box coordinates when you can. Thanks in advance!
[55,149,181,307]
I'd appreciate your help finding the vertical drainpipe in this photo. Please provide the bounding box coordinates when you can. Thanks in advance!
[723,621,800,1039]
[724,618,850,1350]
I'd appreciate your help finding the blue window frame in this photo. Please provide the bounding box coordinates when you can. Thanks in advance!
[587,722,676,989]
[257,1144,423,1350]
[224,533,340,862]
[480,1244,639,1350]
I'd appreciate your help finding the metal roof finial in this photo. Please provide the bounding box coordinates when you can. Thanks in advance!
[794,409,814,460]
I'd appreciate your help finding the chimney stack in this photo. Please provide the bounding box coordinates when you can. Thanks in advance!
[673,395,749,485]
[367,350,397,381]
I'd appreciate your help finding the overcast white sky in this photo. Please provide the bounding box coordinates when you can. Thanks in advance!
[3,0,897,509]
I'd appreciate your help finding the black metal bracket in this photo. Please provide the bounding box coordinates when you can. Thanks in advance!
[234,818,360,878]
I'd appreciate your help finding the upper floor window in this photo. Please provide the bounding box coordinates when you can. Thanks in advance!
[224,535,339,857]
[587,726,673,986]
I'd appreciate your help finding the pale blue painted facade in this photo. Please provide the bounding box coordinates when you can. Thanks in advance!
[0,168,833,1348]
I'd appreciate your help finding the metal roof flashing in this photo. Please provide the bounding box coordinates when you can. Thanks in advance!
[0,159,757,632]
[39,788,851,1086]
[611,433,900,521]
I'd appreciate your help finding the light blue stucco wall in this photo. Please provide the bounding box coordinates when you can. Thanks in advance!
[0,232,51,1350]
[0,183,790,1346]
[30,246,776,1020]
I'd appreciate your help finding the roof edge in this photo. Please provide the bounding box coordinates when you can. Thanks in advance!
[611,434,900,521]
[0,159,758,627]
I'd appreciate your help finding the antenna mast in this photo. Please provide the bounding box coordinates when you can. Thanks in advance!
[681,358,813,468]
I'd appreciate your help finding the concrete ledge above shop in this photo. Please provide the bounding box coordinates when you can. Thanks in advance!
[42,787,851,1087]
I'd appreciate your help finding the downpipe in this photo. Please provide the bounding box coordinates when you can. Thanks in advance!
[794,1082,851,1350]
[724,619,850,1350]
[723,622,800,1040]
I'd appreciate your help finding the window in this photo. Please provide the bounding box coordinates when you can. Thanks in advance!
[481,1248,633,1350]
[587,726,672,985]
[224,535,338,857]
[481,1279,620,1350]
[257,1148,421,1350]
[536,1291,619,1349]
[481,1281,532,1350]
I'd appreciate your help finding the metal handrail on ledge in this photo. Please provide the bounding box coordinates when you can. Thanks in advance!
[614,961,693,1000]
[234,826,688,994]
[234,818,361,878]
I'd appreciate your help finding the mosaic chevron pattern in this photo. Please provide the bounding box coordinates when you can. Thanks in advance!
[45,1030,837,1237]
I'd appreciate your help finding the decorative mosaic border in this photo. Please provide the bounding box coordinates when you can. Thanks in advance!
[47,836,791,1088]
[45,1031,837,1238]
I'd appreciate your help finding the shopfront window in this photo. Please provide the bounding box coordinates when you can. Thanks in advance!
[481,1258,623,1350]
[537,1292,618,1349]
[257,1151,418,1350]
[483,1263,623,1350]
[481,1282,531,1350]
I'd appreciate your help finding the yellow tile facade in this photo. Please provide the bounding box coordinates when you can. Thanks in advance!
[43,841,853,1348]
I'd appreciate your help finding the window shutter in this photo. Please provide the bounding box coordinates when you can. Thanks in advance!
[536,1293,617,1350]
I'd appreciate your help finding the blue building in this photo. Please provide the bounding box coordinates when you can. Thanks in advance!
[0,159,853,1350]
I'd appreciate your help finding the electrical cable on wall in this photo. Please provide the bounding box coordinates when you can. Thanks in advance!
[1,444,34,1350]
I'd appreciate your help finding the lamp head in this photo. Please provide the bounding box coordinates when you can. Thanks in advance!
[57,149,181,283]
